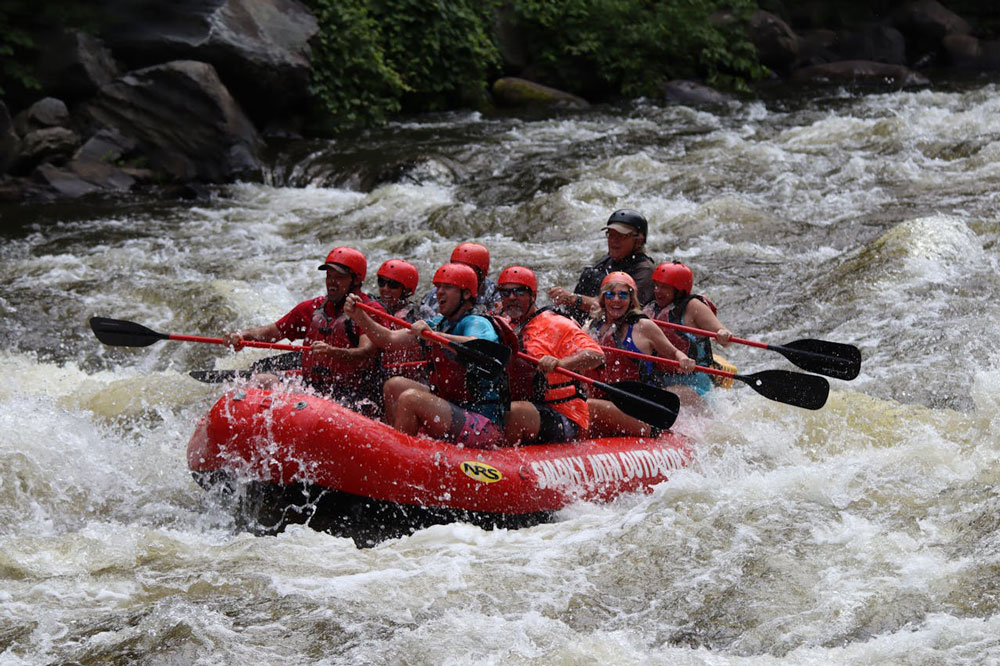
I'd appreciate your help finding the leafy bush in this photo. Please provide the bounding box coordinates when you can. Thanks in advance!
[508,0,766,97]
[373,0,501,112]
[304,0,406,130]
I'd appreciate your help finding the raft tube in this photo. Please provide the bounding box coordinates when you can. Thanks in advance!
[187,388,693,544]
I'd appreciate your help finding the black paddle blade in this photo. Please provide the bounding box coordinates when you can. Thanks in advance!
[602,380,680,431]
[189,369,255,383]
[735,370,829,410]
[89,317,168,347]
[452,338,511,371]
[772,339,861,380]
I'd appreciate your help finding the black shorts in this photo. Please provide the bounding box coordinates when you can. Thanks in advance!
[534,405,579,444]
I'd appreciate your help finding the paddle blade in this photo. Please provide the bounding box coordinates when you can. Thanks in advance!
[602,380,680,431]
[89,317,168,348]
[736,370,829,410]
[453,338,511,371]
[189,369,254,383]
[772,339,861,380]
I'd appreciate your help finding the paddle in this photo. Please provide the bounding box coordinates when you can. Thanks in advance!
[517,350,680,431]
[602,346,830,410]
[651,320,861,380]
[89,317,308,352]
[188,359,427,384]
[354,303,510,371]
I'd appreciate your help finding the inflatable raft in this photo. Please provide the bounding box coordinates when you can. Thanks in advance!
[187,388,693,545]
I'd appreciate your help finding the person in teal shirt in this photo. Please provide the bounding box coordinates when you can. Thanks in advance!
[346,262,509,449]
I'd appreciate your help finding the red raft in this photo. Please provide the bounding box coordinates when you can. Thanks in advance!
[187,388,693,545]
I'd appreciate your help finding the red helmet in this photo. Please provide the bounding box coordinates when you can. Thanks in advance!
[318,246,367,282]
[377,259,419,294]
[600,271,637,293]
[497,265,537,296]
[652,262,693,295]
[450,242,490,277]
[433,263,479,297]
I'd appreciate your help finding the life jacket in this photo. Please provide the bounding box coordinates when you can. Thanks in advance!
[499,308,586,408]
[573,253,654,298]
[642,294,717,368]
[426,313,509,424]
[590,312,652,384]
[302,294,381,391]
[376,300,425,379]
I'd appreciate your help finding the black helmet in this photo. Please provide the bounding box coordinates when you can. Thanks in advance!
[603,209,648,238]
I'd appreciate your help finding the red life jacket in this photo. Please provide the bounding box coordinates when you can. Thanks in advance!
[642,294,717,366]
[301,294,379,388]
[426,313,508,413]
[590,312,648,384]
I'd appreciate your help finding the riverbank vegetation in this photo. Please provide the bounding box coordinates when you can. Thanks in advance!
[303,0,765,130]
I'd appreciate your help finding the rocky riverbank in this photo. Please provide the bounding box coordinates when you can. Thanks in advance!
[1,0,998,204]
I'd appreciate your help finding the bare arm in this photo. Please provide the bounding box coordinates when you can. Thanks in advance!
[345,294,419,351]
[635,319,695,372]
[223,322,282,348]
[548,287,598,314]
[538,348,604,374]
[686,299,732,346]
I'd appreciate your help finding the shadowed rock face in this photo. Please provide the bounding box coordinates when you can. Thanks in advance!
[99,0,318,125]
[86,60,263,182]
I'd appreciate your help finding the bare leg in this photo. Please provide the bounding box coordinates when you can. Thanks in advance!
[503,401,541,446]
[394,388,454,438]
[383,376,428,425]
[587,399,656,438]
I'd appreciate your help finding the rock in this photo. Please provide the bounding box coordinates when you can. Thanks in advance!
[835,24,907,65]
[892,0,971,62]
[790,60,931,87]
[85,60,264,182]
[749,10,799,72]
[13,97,70,136]
[35,29,119,103]
[100,0,318,125]
[33,163,101,198]
[491,77,589,108]
[660,80,733,106]
[15,127,80,173]
[943,34,1000,70]
[1,102,21,175]
[74,129,138,164]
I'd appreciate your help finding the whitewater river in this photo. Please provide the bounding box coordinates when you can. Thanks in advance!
[2,81,1000,664]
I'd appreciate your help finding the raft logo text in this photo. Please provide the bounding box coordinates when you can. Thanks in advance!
[530,448,689,489]
[461,461,503,483]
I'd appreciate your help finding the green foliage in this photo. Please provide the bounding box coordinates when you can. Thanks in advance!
[509,0,766,97]
[0,1,102,98]
[373,0,501,112]
[304,0,500,130]
[304,0,406,129]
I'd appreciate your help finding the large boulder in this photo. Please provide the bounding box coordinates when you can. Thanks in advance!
[491,77,589,108]
[790,60,931,87]
[13,97,71,136]
[34,29,119,103]
[943,35,1000,70]
[14,127,80,174]
[748,10,799,73]
[891,0,972,64]
[85,60,263,182]
[100,0,318,125]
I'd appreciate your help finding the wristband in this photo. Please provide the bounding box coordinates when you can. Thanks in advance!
[575,295,583,309]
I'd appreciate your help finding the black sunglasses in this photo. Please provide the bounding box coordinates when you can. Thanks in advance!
[498,286,531,298]
[377,276,403,289]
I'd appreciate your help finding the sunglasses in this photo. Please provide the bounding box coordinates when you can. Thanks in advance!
[498,286,531,298]
[603,289,632,300]
[377,276,403,289]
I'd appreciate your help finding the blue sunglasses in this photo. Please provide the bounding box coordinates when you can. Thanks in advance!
[603,289,632,300]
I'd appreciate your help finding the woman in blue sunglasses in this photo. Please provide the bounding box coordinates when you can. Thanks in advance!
[587,272,698,437]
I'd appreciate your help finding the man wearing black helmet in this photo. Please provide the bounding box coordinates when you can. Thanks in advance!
[549,208,655,318]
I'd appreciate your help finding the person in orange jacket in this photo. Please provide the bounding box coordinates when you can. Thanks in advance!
[496,265,605,446]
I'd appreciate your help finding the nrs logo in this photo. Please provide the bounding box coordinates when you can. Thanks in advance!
[461,461,502,483]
